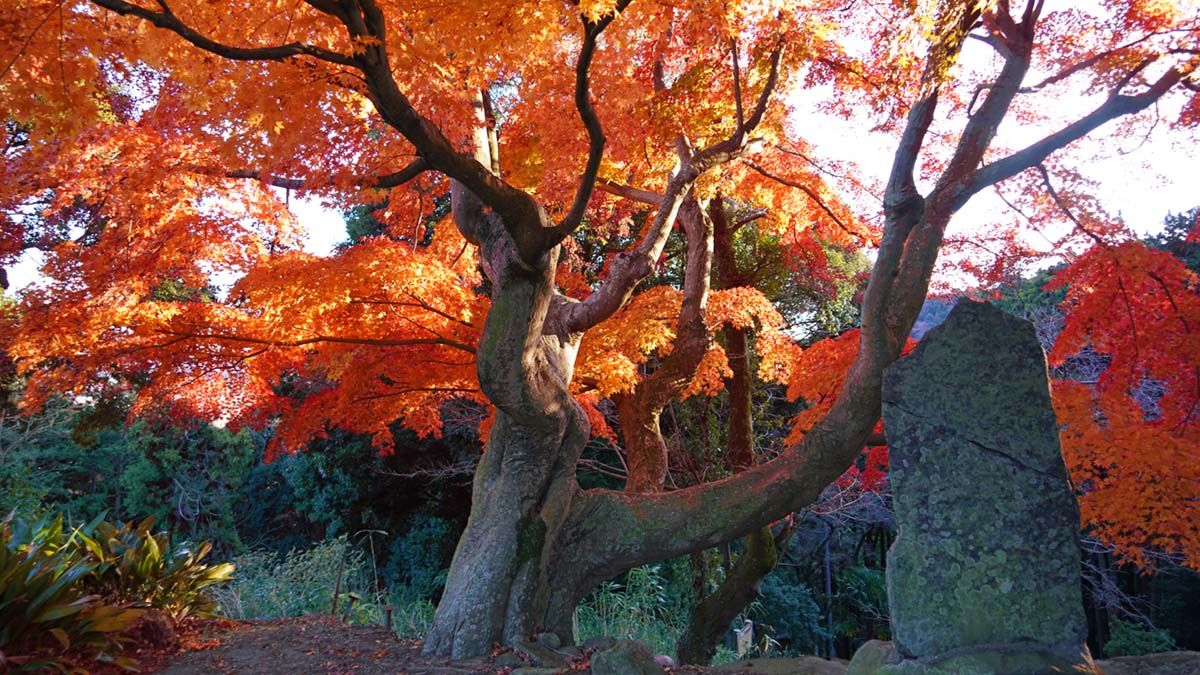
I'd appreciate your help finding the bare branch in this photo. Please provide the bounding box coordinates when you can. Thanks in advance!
[1035,164,1105,247]
[547,0,634,248]
[964,66,1186,205]
[743,160,859,240]
[546,41,786,336]
[596,178,662,205]
[156,328,477,354]
[730,38,745,130]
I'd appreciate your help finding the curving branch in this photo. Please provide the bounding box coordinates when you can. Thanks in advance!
[223,157,429,191]
[549,0,635,246]
[596,178,662,205]
[962,66,1188,207]
[156,328,477,354]
[614,197,714,492]
[743,160,858,240]
[545,42,786,337]
[91,0,358,66]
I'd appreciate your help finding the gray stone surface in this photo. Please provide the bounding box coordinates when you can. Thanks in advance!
[853,300,1092,673]
[589,639,664,675]
[516,639,569,668]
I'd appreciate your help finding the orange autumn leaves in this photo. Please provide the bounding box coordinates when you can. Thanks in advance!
[1050,241,1200,569]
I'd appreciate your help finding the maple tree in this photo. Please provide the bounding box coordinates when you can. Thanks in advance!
[2,0,1198,660]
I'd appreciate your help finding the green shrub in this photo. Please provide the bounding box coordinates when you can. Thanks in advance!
[214,535,382,623]
[75,515,234,621]
[387,591,436,638]
[0,513,141,673]
[755,575,828,655]
[382,514,451,601]
[575,564,683,657]
[1105,618,1176,658]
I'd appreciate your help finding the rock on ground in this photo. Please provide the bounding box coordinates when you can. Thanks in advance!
[854,301,1092,673]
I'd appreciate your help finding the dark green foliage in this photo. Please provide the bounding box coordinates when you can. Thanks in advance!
[112,423,257,554]
[989,265,1068,317]
[381,514,452,601]
[831,565,889,642]
[1150,567,1200,650]
[1144,207,1200,274]
[1104,618,1177,658]
[340,192,449,249]
[753,575,827,654]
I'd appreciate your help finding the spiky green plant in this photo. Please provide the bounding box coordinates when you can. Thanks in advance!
[0,512,141,673]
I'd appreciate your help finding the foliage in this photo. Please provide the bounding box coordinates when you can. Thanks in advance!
[1047,240,1200,569]
[575,563,690,657]
[75,515,235,622]
[0,399,82,518]
[1145,208,1200,274]
[830,565,889,642]
[386,592,437,639]
[0,512,141,673]
[1103,618,1177,658]
[753,575,827,656]
[214,535,381,623]
[381,514,452,602]
[0,403,261,555]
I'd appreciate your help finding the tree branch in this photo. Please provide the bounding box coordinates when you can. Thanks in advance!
[91,0,358,66]
[963,66,1186,206]
[545,41,786,336]
[224,157,429,191]
[743,160,857,240]
[596,178,662,204]
[548,0,634,246]
[156,329,477,354]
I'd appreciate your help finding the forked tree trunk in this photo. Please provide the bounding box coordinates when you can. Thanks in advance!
[426,6,1068,659]
[423,221,593,654]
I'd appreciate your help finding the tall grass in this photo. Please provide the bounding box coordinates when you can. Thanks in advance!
[213,535,376,622]
[574,564,684,657]
[211,534,442,636]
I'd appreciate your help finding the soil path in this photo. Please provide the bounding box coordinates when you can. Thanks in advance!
[154,617,493,675]
[145,617,847,675]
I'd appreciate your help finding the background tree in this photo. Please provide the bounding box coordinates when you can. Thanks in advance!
[1,0,1197,659]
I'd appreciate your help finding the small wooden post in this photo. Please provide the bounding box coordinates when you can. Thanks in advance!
[330,556,346,616]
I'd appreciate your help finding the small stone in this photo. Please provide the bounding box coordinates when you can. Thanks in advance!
[493,651,527,669]
[590,639,663,675]
[653,654,676,668]
[534,631,562,649]
[559,645,582,658]
[517,640,569,668]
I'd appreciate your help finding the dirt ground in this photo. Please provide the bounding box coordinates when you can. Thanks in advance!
[109,619,1200,675]
[134,616,840,675]
[149,617,494,675]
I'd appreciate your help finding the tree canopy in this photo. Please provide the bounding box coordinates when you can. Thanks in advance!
[2,0,1198,658]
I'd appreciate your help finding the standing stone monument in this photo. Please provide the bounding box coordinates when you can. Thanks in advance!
[848,300,1098,674]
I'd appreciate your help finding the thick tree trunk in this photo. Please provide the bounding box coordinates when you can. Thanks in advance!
[425,181,593,656]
